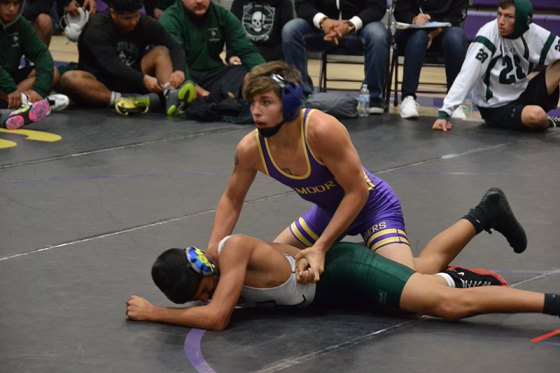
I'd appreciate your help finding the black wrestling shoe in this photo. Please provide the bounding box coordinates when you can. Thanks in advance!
[445,266,508,288]
[470,188,527,253]
[548,116,560,128]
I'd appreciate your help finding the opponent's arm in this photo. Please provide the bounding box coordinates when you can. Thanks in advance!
[127,241,252,331]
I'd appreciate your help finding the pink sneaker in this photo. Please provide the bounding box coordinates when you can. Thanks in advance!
[2,99,51,129]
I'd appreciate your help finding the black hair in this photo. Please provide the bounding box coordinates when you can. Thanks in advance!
[151,248,202,304]
[108,0,144,13]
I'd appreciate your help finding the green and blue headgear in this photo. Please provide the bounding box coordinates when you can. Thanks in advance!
[151,247,216,304]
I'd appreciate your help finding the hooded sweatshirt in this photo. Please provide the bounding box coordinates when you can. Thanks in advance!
[0,0,54,97]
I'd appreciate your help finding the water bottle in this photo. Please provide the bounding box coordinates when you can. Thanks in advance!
[358,84,370,118]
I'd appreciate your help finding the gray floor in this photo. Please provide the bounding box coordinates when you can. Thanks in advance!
[1,108,559,372]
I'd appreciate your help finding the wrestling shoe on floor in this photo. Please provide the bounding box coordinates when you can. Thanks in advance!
[445,266,508,288]
[46,93,70,112]
[473,187,527,253]
[2,99,51,129]
[115,96,151,115]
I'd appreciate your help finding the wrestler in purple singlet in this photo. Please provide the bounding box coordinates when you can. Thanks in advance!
[256,108,409,251]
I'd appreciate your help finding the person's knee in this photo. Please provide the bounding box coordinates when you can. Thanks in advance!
[362,22,388,45]
[35,13,53,30]
[522,105,549,129]
[432,292,471,320]
[281,18,306,40]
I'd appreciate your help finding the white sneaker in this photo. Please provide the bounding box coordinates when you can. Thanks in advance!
[451,106,467,120]
[400,96,419,119]
[46,93,70,112]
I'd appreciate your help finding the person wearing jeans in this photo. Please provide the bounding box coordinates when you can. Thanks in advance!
[394,0,468,119]
[282,0,389,114]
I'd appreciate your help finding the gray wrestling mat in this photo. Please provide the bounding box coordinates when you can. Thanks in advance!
[1,109,559,372]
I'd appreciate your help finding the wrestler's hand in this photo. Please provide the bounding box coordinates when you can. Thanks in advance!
[295,246,325,283]
[295,256,315,284]
[432,118,452,132]
[126,295,154,321]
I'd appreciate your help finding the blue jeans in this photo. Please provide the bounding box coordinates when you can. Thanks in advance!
[282,18,388,101]
[395,26,466,100]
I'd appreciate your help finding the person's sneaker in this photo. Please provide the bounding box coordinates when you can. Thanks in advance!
[476,187,527,253]
[451,105,467,120]
[177,80,197,105]
[164,87,181,117]
[2,99,51,129]
[114,96,150,116]
[46,93,70,112]
[548,116,560,128]
[445,266,508,288]
[400,96,419,119]
[369,100,384,115]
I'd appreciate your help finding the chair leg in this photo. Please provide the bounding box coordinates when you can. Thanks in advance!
[320,52,327,92]
[393,52,399,107]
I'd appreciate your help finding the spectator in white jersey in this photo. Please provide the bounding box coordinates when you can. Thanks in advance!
[432,0,560,132]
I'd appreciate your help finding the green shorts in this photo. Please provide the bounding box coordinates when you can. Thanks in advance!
[314,242,415,309]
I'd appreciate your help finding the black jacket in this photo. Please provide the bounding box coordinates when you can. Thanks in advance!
[295,0,387,25]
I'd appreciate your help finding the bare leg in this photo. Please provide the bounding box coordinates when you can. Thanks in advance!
[400,273,545,320]
[141,46,174,87]
[274,226,306,249]
[59,71,112,106]
[32,14,53,46]
[520,61,560,130]
[413,219,475,274]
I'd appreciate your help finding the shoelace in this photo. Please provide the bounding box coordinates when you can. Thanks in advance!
[460,279,493,287]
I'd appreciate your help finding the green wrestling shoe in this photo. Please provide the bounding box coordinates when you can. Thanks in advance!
[115,96,151,116]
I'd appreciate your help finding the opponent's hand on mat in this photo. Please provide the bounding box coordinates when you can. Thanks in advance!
[295,246,325,283]
[432,118,452,132]
[126,295,154,321]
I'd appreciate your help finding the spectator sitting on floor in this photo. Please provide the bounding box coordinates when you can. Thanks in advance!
[393,0,469,120]
[432,0,560,132]
[159,0,265,100]
[281,0,389,114]
[58,0,194,116]
[0,0,66,115]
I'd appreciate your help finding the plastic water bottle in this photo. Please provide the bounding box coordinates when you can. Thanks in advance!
[358,84,370,118]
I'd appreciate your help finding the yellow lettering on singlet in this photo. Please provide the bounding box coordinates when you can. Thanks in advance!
[294,180,337,195]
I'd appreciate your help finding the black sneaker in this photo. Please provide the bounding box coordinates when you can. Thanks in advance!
[476,187,527,253]
[368,99,384,115]
[548,116,560,128]
[445,266,508,288]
